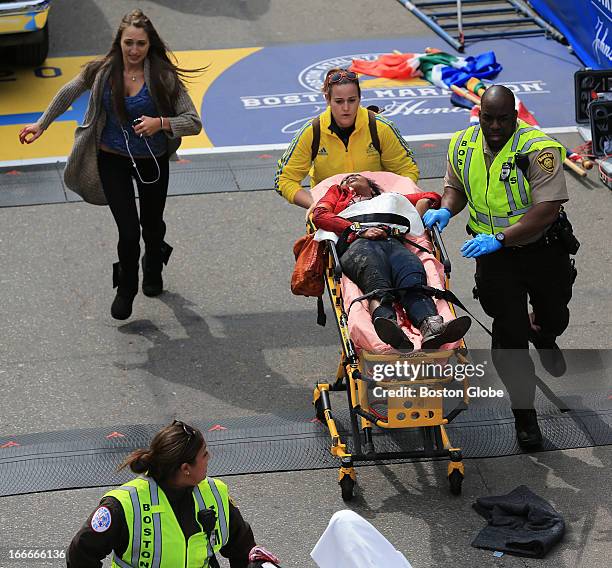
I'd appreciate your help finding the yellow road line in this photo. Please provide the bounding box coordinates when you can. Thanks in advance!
[0,47,261,162]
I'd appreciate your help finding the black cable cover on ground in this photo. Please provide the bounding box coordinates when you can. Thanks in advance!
[0,391,610,496]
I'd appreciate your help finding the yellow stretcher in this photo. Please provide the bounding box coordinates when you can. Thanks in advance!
[308,177,470,501]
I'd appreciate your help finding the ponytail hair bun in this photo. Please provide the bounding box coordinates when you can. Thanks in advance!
[119,449,153,474]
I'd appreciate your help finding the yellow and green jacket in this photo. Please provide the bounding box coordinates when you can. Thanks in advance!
[275,106,419,203]
[106,476,229,568]
[448,120,565,234]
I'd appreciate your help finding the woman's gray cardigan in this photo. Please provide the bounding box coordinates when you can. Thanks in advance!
[36,59,202,205]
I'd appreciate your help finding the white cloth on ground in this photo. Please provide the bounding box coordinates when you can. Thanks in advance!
[310,510,413,568]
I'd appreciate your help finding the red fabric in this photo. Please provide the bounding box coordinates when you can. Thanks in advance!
[312,184,441,235]
[350,53,419,80]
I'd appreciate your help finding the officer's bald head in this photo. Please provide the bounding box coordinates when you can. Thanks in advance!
[479,85,518,151]
[481,85,516,113]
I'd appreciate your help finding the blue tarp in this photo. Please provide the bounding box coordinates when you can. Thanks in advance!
[530,0,612,69]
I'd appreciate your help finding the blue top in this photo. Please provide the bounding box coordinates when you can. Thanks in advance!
[100,82,167,158]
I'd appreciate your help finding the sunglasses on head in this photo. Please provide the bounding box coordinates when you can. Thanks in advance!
[172,420,195,445]
[327,70,358,84]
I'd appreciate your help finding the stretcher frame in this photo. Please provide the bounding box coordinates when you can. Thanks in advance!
[312,224,470,500]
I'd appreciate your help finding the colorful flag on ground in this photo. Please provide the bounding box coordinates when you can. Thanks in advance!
[350,48,502,90]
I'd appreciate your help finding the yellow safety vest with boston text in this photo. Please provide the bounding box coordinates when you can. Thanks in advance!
[448,120,565,234]
[105,476,230,568]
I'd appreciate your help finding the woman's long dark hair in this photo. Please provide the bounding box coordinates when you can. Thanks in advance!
[119,421,205,483]
[365,177,383,196]
[82,9,207,124]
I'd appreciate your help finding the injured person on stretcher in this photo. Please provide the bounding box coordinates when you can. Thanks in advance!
[312,173,471,350]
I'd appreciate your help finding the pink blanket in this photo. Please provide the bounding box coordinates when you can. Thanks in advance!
[311,171,461,354]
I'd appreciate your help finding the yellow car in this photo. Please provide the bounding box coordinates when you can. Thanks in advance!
[0,0,52,66]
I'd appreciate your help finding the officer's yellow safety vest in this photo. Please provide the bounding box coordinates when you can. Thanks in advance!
[105,476,230,568]
[448,121,565,234]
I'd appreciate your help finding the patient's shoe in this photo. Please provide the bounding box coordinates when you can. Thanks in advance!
[371,304,413,350]
[420,315,471,349]
[373,317,414,350]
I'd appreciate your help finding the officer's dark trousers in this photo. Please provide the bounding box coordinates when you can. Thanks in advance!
[341,238,437,326]
[98,150,170,291]
[475,240,574,408]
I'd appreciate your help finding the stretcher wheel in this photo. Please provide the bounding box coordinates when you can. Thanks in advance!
[339,475,355,501]
[314,397,325,422]
[448,469,463,496]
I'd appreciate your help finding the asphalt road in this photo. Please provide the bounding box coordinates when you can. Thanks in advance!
[1,2,611,566]
[0,133,611,567]
[47,0,432,55]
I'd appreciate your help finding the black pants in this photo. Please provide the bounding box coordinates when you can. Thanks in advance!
[475,240,574,408]
[98,150,170,285]
[341,238,437,327]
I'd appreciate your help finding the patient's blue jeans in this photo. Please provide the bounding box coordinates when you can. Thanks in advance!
[340,237,437,327]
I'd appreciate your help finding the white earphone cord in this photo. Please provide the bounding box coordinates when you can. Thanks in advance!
[121,126,161,184]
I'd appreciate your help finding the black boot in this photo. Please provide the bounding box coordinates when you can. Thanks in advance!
[142,242,173,297]
[512,408,543,449]
[420,315,472,349]
[529,330,567,377]
[111,262,138,320]
[372,305,413,351]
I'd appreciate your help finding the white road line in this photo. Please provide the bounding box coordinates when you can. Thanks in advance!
[0,126,580,168]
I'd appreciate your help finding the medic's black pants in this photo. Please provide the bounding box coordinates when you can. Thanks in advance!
[340,237,437,327]
[475,240,574,408]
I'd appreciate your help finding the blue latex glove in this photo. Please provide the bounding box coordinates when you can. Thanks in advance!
[423,207,452,232]
[461,233,502,258]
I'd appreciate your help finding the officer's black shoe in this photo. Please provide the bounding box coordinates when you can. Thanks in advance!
[111,262,138,320]
[512,409,543,449]
[373,317,414,351]
[142,255,163,297]
[529,331,567,377]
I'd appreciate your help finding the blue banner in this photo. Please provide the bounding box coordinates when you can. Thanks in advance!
[531,0,612,69]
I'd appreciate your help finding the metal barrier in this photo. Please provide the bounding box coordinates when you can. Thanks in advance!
[394,0,566,52]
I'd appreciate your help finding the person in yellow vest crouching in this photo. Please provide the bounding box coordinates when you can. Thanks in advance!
[423,85,576,450]
[67,421,257,567]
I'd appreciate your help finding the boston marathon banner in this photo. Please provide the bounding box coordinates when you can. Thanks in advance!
[1,36,580,162]
[530,0,612,69]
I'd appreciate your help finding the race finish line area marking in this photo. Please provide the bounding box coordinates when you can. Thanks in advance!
[0,35,581,166]
[1,397,610,496]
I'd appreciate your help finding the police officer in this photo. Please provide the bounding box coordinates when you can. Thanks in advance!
[423,85,575,448]
[67,421,256,567]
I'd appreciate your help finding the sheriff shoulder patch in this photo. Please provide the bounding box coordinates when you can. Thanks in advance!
[537,151,555,174]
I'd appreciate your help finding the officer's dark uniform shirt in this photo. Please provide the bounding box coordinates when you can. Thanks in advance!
[444,135,568,243]
[67,483,255,568]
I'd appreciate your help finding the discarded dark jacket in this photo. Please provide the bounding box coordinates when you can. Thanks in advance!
[471,485,565,558]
